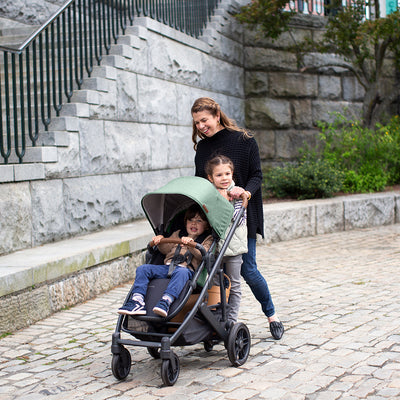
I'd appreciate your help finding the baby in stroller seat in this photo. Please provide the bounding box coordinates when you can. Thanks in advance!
[118,204,213,317]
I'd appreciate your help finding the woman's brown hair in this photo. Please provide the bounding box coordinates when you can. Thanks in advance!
[191,97,252,150]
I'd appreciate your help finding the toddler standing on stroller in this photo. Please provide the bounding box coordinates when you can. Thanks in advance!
[118,204,213,317]
[205,155,248,324]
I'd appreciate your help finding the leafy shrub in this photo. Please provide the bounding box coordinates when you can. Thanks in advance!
[264,159,344,200]
[263,114,400,199]
[317,114,400,192]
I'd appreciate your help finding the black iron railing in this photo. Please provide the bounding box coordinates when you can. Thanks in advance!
[0,0,220,165]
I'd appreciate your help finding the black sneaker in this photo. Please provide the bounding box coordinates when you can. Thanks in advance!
[152,299,170,317]
[269,321,284,340]
[118,299,146,315]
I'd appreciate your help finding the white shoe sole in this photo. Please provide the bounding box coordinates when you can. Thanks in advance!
[117,309,146,316]
[152,307,168,317]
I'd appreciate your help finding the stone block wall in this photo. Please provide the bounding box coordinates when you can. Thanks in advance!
[243,14,397,166]
[0,1,248,256]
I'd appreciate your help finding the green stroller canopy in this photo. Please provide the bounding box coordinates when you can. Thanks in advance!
[141,176,234,239]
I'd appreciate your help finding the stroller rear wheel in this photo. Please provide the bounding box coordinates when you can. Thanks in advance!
[226,322,251,367]
[161,352,180,386]
[111,346,132,380]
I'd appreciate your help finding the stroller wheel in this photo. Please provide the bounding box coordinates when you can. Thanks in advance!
[161,352,180,386]
[111,346,132,380]
[226,322,251,367]
[147,346,161,359]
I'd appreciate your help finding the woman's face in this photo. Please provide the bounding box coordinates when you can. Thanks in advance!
[192,110,221,138]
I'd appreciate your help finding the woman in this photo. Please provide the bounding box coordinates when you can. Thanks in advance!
[191,97,284,340]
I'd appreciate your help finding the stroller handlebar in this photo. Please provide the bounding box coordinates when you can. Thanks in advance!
[239,192,248,208]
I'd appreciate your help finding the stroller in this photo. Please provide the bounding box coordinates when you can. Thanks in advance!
[111,176,251,386]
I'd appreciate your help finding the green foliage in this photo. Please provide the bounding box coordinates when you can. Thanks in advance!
[317,114,400,192]
[234,0,295,40]
[264,114,400,199]
[264,159,344,200]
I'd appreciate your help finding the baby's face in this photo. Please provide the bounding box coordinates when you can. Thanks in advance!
[186,214,208,237]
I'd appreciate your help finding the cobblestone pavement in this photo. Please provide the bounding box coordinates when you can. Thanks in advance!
[1,224,400,400]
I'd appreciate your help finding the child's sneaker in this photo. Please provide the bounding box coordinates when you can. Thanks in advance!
[118,299,146,315]
[152,299,171,317]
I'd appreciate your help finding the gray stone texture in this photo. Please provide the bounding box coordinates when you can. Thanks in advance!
[312,100,363,125]
[245,71,269,97]
[0,183,32,254]
[245,47,298,71]
[0,0,62,25]
[0,251,144,333]
[275,129,318,159]
[343,194,395,230]
[292,99,313,128]
[315,199,345,234]
[253,130,275,159]
[31,180,65,246]
[342,76,366,102]
[63,175,124,234]
[269,72,318,98]
[318,75,342,99]
[263,193,399,244]
[264,203,316,243]
[246,98,292,129]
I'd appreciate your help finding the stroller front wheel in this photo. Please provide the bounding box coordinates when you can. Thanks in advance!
[147,346,161,359]
[111,346,132,380]
[226,322,251,367]
[161,352,180,386]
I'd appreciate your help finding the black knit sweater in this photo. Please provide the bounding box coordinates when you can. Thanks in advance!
[194,128,264,239]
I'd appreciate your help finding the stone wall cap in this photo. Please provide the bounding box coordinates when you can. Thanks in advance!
[0,219,153,298]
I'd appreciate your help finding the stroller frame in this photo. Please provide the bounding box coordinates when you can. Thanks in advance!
[111,177,251,386]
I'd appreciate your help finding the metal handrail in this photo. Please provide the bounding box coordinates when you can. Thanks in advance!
[0,0,221,165]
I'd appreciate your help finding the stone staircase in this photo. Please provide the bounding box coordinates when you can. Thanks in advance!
[0,15,143,183]
[0,17,59,181]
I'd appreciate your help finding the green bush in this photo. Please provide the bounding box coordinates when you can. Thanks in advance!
[317,114,400,192]
[263,114,400,199]
[264,159,344,200]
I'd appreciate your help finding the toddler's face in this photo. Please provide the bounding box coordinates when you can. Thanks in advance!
[186,213,208,237]
[208,163,233,190]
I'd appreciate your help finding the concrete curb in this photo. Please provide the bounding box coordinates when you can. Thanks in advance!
[263,191,400,243]
[1,191,399,334]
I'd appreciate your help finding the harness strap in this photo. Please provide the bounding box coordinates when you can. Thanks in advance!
[167,244,182,277]
[168,248,195,277]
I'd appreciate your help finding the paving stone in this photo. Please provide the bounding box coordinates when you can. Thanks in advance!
[2,224,400,398]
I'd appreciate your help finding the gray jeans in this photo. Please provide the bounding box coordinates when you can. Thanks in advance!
[223,254,243,323]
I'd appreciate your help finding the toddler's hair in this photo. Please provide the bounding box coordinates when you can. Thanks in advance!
[184,203,208,225]
[205,155,234,178]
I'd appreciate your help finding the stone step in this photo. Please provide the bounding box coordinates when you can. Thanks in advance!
[6,145,58,164]
[0,162,45,183]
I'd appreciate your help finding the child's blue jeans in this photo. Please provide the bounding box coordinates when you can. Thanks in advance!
[132,264,194,300]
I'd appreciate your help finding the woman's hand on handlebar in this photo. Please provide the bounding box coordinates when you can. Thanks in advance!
[228,186,245,199]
